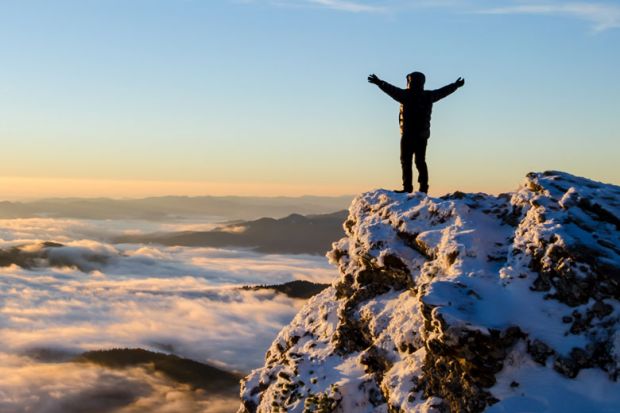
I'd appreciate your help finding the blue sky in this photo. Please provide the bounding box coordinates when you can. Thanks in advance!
[0,0,618,198]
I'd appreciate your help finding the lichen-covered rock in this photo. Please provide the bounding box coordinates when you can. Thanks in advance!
[239,171,620,413]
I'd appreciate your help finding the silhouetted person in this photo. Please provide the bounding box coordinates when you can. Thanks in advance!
[368,72,464,193]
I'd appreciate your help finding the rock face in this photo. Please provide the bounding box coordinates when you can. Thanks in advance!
[239,172,620,413]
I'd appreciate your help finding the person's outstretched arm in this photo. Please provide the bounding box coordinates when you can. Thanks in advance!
[368,74,406,103]
[430,77,465,102]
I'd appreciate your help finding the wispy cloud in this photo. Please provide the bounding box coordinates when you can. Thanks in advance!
[477,2,620,31]
[269,0,461,13]
[267,0,387,13]
[308,0,385,13]
[260,0,620,30]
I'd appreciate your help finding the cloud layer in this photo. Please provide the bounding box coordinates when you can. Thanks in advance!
[0,217,339,411]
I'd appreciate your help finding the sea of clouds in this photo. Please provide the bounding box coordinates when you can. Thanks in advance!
[0,217,337,412]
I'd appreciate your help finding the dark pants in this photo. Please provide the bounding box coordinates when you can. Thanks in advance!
[400,135,428,192]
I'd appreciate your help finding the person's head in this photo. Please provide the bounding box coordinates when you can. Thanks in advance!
[407,71,425,90]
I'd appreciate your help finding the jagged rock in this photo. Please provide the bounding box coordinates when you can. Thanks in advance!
[239,172,620,412]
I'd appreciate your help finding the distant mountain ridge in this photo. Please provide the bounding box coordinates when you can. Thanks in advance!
[0,211,346,272]
[115,210,348,255]
[0,195,352,221]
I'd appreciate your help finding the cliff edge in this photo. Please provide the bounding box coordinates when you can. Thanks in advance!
[240,171,620,413]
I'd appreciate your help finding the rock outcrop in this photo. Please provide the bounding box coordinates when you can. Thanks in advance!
[239,172,620,413]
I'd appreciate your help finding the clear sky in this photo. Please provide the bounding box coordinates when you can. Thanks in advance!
[1,0,618,199]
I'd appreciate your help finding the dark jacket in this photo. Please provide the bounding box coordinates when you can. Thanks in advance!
[377,81,459,138]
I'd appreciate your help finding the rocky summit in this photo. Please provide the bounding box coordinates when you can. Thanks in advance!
[239,172,620,413]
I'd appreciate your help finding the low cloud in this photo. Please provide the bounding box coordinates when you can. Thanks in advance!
[0,218,336,284]
[0,218,336,373]
[0,216,337,411]
[0,268,319,371]
[0,217,169,243]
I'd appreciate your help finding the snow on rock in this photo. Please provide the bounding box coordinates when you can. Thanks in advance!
[239,171,620,413]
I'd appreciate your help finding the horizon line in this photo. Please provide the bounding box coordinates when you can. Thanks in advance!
[0,176,361,201]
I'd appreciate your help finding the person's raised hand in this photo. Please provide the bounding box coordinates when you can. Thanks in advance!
[368,74,380,84]
[455,77,465,88]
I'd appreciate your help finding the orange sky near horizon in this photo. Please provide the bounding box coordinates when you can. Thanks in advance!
[6,167,620,201]
[0,176,361,200]
[0,175,517,201]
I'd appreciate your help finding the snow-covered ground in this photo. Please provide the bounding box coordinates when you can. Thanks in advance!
[240,171,620,413]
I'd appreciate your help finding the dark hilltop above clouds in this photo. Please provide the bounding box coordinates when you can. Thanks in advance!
[77,348,241,394]
[115,210,348,255]
[240,171,620,413]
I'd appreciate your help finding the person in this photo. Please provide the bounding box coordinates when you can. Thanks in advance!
[368,71,464,193]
